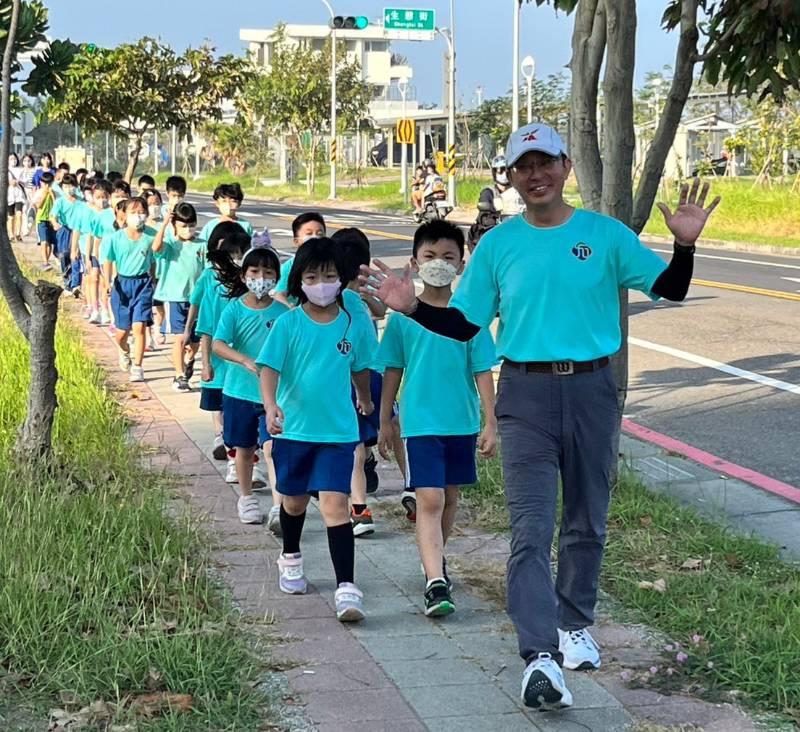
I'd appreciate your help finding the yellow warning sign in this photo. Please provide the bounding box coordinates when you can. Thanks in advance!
[396,118,416,145]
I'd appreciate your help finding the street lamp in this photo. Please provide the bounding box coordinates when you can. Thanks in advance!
[511,0,522,131]
[436,26,456,207]
[398,76,409,202]
[320,0,337,200]
[521,55,535,124]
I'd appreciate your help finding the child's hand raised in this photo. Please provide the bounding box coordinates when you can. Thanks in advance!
[267,404,284,435]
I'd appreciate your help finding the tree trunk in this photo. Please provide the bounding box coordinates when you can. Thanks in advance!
[17,281,61,458]
[124,135,144,183]
[568,0,606,211]
[601,0,637,484]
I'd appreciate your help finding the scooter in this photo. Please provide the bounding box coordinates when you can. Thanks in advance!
[415,179,453,223]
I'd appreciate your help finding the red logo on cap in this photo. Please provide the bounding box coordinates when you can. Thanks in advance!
[521,131,538,142]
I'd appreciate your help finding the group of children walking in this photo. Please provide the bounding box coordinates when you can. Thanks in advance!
[21,161,500,624]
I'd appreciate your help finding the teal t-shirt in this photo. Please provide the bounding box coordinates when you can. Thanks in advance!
[214,297,289,403]
[154,237,206,303]
[105,229,156,277]
[450,209,668,362]
[256,306,373,443]
[378,313,497,438]
[199,216,254,243]
[94,207,116,236]
[99,229,118,265]
[69,204,98,255]
[274,254,294,294]
[194,269,228,390]
[342,288,379,369]
[51,195,79,228]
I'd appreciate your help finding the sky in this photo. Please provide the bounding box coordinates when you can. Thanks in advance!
[47,1,679,107]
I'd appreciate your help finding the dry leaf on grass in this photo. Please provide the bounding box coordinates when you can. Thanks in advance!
[639,515,653,527]
[637,578,667,593]
[129,692,193,718]
[679,557,705,571]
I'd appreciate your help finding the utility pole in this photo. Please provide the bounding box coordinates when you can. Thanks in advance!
[399,77,409,203]
[436,27,456,207]
[321,0,337,200]
[511,0,521,131]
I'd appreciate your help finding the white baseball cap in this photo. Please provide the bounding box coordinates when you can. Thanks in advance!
[505,122,568,167]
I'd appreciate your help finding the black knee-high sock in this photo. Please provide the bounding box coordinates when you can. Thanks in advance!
[327,522,355,585]
[280,506,306,555]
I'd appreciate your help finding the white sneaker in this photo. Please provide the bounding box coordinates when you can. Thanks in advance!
[277,552,307,594]
[99,309,111,325]
[129,365,145,382]
[559,628,601,670]
[88,309,101,324]
[267,504,282,536]
[252,452,268,490]
[335,582,365,622]
[118,349,132,372]
[225,458,238,484]
[521,654,573,710]
[237,495,263,524]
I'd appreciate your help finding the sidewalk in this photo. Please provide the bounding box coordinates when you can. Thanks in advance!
[69,307,769,731]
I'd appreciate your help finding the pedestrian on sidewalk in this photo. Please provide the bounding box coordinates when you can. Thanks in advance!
[376,220,498,618]
[33,171,57,270]
[212,246,288,525]
[50,173,80,291]
[257,237,375,622]
[360,121,721,711]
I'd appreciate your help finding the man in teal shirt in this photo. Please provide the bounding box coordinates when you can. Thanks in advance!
[360,122,721,712]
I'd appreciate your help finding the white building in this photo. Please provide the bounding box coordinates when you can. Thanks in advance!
[240,24,419,120]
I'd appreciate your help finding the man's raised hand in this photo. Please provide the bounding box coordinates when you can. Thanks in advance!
[359,259,417,314]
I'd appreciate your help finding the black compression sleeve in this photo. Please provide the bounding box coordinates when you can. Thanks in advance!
[651,242,695,301]
[408,299,481,341]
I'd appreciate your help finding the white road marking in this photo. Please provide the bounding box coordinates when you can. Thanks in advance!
[638,456,696,482]
[629,337,800,395]
[782,276,800,292]
[653,248,800,270]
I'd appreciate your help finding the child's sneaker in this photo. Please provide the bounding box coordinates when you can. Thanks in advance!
[351,507,375,537]
[99,309,111,325]
[401,490,416,522]
[183,357,196,381]
[277,552,307,594]
[129,365,145,383]
[81,305,92,319]
[335,582,365,622]
[521,654,573,711]
[225,458,238,484]
[172,376,191,392]
[118,349,132,372]
[267,505,282,536]
[237,495,263,524]
[88,309,101,324]
[364,451,379,494]
[212,434,227,461]
[424,578,455,617]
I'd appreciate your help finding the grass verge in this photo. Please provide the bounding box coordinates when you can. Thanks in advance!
[0,302,274,730]
[461,460,800,720]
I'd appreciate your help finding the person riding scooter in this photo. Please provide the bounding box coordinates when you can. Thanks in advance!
[414,162,448,223]
[467,154,524,251]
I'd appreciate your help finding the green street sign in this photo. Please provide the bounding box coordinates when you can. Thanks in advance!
[383,8,435,32]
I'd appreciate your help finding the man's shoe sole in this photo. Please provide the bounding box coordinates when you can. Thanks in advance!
[562,658,601,671]
[424,601,455,617]
[522,671,573,711]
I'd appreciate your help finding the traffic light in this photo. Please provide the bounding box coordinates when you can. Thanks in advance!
[82,43,98,54]
[330,15,369,29]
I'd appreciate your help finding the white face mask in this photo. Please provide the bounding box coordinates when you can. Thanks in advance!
[418,259,458,287]
[219,201,238,217]
[148,204,162,221]
[301,279,341,307]
[245,276,276,300]
[496,172,509,186]
[127,213,147,231]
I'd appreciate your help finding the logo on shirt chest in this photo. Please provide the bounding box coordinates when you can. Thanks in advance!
[571,242,593,261]
[337,337,352,355]
[265,319,275,330]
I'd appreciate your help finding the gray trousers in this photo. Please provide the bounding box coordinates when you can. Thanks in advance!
[496,362,618,665]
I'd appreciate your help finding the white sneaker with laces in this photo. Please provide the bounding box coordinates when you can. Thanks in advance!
[267,505,282,536]
[118,349,132,372]
[335,582,365,622]
[99,309,111,325]
[129,365,145,382]
[521,653,573,711]
[558,628,601,670]
[88,309,101,324]
[237,495,263,524]
[225,458,238,484]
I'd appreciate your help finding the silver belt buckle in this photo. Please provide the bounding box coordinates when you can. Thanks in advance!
[553,361,574,376]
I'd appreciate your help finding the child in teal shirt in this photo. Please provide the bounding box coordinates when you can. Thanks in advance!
[199,182,254,241]
[377,220,498,618]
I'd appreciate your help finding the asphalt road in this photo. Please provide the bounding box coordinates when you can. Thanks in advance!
[186,193,800,488]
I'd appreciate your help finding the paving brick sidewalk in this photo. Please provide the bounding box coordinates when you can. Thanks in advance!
[65,297,761,732]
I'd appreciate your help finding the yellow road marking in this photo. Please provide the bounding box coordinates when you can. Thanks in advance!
[693,279,800,302]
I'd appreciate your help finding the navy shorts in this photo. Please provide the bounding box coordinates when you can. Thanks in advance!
[351,369,383,447]
[272,439,358,496]
[404,434,478,489]
[37,222,55,246]
[199,386,223,412]
[169,301,200,343]
[222,394,269,449]
[111,274,154,331]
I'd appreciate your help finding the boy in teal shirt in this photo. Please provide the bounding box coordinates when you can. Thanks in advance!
[377,220,498,618]
[50,173,80,290]
[153,202,206,392]
[199,182,254,242]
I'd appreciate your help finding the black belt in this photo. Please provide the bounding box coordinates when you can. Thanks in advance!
[504,357,609,376]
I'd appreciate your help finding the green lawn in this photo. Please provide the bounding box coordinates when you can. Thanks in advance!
[461,460,800,720]
[0,302,276,730]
